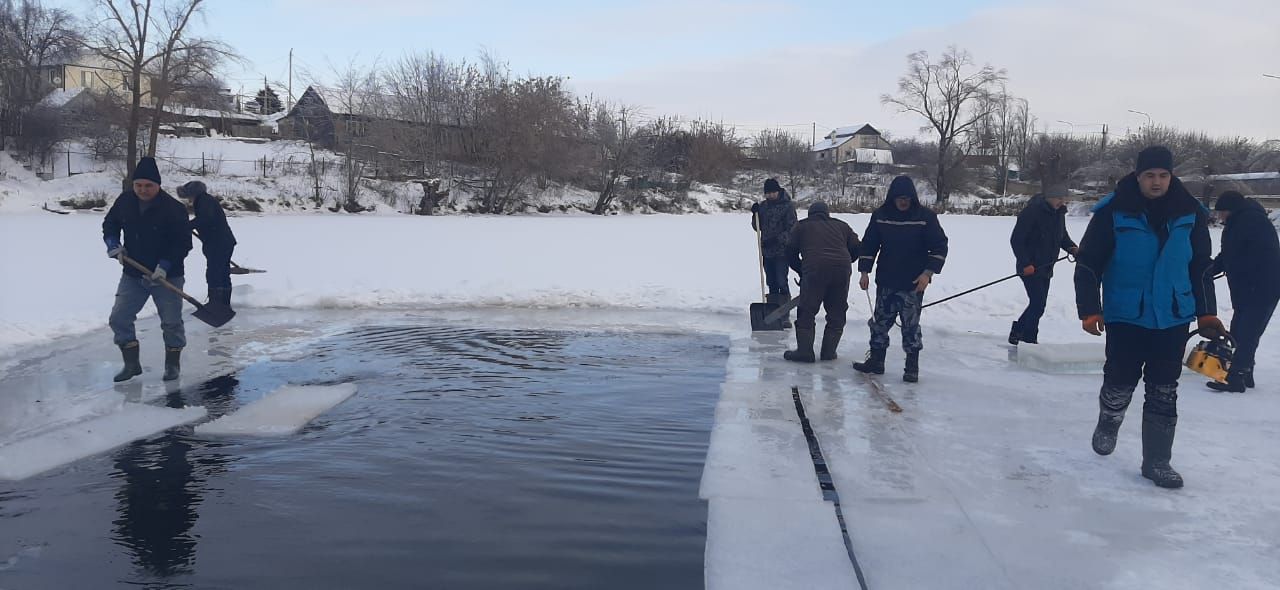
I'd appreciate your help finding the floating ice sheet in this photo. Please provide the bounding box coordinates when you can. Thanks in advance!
[1014,342,1106,374]
[194,383,357,437]
[0,403,207,481]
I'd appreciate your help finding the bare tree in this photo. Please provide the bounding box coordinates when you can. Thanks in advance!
[589,101,642,214]
[143,4,240,155]
[753,128,811,197]
[882,46,1006,205]
[0,0,82,136]
[84,0,215,182]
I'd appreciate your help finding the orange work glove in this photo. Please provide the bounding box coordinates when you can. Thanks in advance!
[1021,265,1036,276]
[1082,314,1104,336]
[1197,315,1227,340]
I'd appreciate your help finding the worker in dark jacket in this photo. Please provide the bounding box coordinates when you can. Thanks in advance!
[1207,191,1280,392]
[1009,185,1078,344]
[102,157,192,383]
[852,175,949,382]
[1075,146,1224,489]
[178,181,237,307]
[782,201,860,362]
[751,178,798,324]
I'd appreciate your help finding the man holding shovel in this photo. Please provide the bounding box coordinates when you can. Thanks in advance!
[103,157,192,382]
[751,178,798,326]
[178,181,237,307]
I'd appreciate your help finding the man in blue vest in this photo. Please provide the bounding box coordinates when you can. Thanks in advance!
[1074,146,1225,489]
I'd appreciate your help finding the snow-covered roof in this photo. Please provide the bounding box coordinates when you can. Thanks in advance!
[827,123,878,139]
[166,105,262,122]
[176,121,205,129]
[308,85,396,118]
[36,87,86,108]
[811,135,853,152]
[1210,172,1280,181]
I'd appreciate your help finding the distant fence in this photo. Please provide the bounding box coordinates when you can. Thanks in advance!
[30,147,422,182]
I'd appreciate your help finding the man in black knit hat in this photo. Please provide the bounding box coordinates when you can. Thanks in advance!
[1075,145,1225,488]
[1207,191,1280,392]
[102,156,192,382]
[751,177,798,326]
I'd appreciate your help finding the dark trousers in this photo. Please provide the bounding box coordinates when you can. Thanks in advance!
[1015,276,1051,341]
[763,255,791,297]
[1104,322,1188,388]
[794,266,851,332]
[1231,296,1279,369]
[204,245,234,290]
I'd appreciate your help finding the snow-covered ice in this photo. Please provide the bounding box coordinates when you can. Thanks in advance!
[195,383,357,436]
[2,207,1278,589]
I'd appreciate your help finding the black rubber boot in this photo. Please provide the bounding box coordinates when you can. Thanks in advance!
[113,341,143,383]
[903,351,919,383]
[1091,382,1134,456]
[208,286,233,306]
[1243,367,1255,389]
[162,347,182,381]
[852,349,886,374]
[1008,321,1020,345]
[783,327,816,363]
[1206,369,1247,393]
[819,328,842,361]
[1140,383,1183,489]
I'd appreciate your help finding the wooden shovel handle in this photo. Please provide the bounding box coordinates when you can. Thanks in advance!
[118,253,204,309]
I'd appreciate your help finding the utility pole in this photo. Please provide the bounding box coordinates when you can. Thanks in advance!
[811,122,816,147]
[288,48,294,111]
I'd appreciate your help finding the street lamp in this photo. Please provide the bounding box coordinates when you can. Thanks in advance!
[1127,109,1152,127]
[1265,74,1280,80]
[1056,120,1074,135]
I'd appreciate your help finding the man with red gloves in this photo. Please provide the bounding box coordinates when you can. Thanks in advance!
[1073,146,1225,489]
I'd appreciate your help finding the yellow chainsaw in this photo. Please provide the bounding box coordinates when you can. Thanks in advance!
[1185,329,1235,383]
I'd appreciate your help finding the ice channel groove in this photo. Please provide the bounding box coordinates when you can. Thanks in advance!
[791,385,869,590]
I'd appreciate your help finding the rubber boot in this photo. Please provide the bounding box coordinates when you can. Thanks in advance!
[208,286,233,306]
[113,341,143,382]
[1243,367,1255,389]
[1206,369,1246,393]
[852,348,886,374]
[162,347,182,381]
[1091,382,1134,456]
[903,351,919,383]
[783,326,816,363]
[1140,383,1183,489]
[819,328,842,361]
[1008,321,1020,346]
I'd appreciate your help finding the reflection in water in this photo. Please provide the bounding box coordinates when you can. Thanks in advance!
[110,375,239,579]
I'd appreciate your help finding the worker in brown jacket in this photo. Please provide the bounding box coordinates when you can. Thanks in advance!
[783,201,861,362]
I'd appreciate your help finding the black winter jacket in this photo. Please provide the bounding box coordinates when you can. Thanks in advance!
[190,192,237,255]
[1010,195,1077,278]
[750,189,798,258]
[103,190,192,278]
[1214,198,1280,306]
[786,211,860,276]
[857,192,949,291]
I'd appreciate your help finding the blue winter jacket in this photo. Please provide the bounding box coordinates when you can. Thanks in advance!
[1073,174,1216,329]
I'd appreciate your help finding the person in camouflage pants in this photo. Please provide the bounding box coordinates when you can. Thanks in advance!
[868,289,924,353]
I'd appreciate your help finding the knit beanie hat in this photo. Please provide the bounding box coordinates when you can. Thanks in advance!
[132,157,162,185]
[1135,146,1174,174]
[177,180,207,199]
[1044,184,1069,199]
[763,178,783,194]
[1213,191,1246,212]
[808,201,830,218]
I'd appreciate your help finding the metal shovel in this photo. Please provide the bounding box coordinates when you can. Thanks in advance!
[118,253,237,328]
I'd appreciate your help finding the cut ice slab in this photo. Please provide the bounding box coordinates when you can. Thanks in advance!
[1014,342,1106,374]
[195,383,357,437]
[0,403,207,481]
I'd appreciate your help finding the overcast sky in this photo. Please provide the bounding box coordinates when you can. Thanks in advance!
[61,0,1280,142]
